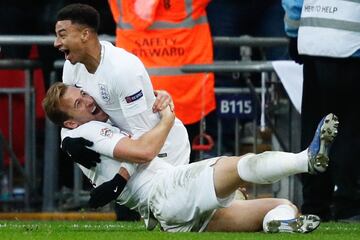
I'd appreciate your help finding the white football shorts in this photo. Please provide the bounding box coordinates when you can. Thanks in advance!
[148,157,235,232]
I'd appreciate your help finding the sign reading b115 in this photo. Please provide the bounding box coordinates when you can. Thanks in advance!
[216,94,254,119]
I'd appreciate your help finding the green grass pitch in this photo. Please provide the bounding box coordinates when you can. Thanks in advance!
[0,221,359,240]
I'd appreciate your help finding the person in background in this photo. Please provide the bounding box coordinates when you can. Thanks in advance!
[282,0,360,221]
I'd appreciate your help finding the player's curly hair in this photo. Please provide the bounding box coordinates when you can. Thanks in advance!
[56,3,100,32]
[42,82,71,127]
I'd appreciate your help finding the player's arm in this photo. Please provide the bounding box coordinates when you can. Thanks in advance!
[113,106,175,163]
[88,167,129,208]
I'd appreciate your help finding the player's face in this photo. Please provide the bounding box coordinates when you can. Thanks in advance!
[54,20,86,64]
[61,86,108,128]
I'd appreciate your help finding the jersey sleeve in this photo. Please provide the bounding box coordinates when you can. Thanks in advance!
[282,0,303,37]
[62,60,74,85]
[62,61,84,86]
[110,50,151,118]
[61,121,127,158]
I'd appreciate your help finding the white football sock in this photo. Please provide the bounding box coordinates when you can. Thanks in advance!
[237,150,308,184]
[263,204,297,232]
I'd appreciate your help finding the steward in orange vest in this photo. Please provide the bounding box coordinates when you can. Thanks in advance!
[108,0,215,125]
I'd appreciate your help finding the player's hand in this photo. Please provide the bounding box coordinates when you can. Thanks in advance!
[153,90,174,113]
[159,105,175,123]
[288,37,304,64]
[62,137,100,169]
[88,173,127,208]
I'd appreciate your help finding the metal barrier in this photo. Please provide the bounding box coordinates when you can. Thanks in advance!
[0,59,41,210]
[0,35,288,47]
[182,61,274,73]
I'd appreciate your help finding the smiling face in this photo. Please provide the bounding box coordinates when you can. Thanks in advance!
[60,86,108,129]
[54,20,88,64]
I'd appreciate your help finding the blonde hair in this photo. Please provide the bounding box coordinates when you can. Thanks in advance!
[42,82,71,127]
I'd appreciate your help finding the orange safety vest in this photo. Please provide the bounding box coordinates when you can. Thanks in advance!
[108,0,215,125]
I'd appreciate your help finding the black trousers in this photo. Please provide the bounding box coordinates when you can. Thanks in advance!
[301,56,360,220]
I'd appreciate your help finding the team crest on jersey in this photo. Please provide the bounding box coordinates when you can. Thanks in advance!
[98,84,111,103]
[100,127,113,138]
[125,90,143,103]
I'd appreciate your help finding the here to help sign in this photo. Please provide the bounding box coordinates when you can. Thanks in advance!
[216,94,255,119]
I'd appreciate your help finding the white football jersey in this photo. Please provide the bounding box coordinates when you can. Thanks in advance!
[61,121,136,186]
[61,121,173,222]
[62,41,190,167]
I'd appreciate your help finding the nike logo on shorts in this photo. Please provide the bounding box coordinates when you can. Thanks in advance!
[113,186,118,193]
